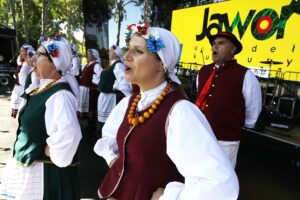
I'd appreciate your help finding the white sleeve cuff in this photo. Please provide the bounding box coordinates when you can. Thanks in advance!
[94,137,119,165]
[159,182,183,200]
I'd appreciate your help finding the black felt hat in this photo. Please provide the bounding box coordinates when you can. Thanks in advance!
[209,32,243,55]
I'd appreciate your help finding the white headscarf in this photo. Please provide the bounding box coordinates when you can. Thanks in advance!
[42,39,79,97]
[126,24,181,84]
[27,50,36,57]
[112,45,124,63]
[22,44,34,52]
[71,43,78,55]
[87,49,101,63]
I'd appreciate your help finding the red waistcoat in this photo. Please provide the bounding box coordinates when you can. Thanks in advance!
[99,91,185,200]
[197,59,247,141]
[80,62,98,88]
[14,64,23,85]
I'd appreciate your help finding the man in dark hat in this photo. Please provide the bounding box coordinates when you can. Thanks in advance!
[195,31,262,167]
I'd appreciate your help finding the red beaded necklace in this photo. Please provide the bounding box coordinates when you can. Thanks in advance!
[127,83,171,126]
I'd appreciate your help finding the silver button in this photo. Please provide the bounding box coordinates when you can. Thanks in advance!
[215,74,218,77]
[212,84,215,87]
[206,104,208,107]
[209,94,212,97]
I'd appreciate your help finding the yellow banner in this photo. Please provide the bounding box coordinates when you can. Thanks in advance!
[171,0,300,81]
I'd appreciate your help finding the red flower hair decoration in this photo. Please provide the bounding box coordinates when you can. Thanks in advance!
[41,37,60,57]
[125,23,165,53]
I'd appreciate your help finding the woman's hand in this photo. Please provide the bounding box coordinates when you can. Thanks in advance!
[109,157,118,168]
[44,145,50,157]
[151,187,164,200]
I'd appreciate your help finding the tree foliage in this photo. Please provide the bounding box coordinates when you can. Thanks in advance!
[0,0,84,50]
[82,0,112,28]
[109,0,143,45]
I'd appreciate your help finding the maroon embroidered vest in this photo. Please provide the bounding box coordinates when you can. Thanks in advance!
[99,91,185,199]
[15,64,23,85]
[79,61,98,88]
[197,59,247,141]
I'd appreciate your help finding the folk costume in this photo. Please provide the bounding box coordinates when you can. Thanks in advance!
[94,25,239,200]
[95,46,132,125]
[10,44,34,118]
[196,32,262,167]
[77,49,102,119]
[24,49,39,94]
[0,39,82,200]
[70,43,80,79]
[10,55,25,115]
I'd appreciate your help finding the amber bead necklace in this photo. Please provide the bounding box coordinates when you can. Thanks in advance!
[30,79,58,96]
[127,83,171,126]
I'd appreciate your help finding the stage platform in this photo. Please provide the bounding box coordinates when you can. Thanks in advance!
[242,126,300,165]
[237,126,300,200]
[243,126,300,148]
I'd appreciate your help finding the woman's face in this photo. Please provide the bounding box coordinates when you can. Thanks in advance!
[26,56,33,67]
[108,47,117,61]
[124,34,165,90]
[87,53,96,63]
[20,47,27,60]
[35,46,57,79]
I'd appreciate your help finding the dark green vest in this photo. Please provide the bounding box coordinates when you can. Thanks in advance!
[13,82,72,166]
[24,71,33,90]
[98,60,121,93]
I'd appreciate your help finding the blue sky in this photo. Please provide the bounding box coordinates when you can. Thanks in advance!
[109,4,142,48]
[74,4,142,48]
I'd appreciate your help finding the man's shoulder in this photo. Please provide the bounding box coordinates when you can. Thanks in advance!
[235,62,248,72]
[200,63,214,70]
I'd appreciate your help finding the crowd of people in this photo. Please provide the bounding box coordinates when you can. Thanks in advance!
[0,22,262,200]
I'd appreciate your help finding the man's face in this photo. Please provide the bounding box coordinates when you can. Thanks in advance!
[211,37,236,65]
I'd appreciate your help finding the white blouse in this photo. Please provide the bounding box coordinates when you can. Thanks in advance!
[90,61,103,85]
[94,81,239,199]
[40,78,82,167]
[71,56,80,76]
[18,61,31,86]
[111,60,132,96]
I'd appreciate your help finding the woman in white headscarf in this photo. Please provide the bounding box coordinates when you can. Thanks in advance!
[0,38,82,200]
[93,23,239,200]
[23,49,40,94]
[94,45,132,136]
[70,43,80,79]
[77,48,102,129]
[10,44,34,118]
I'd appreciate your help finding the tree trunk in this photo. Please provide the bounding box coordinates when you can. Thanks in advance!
[41,0,48,35]
[143,0,152,24]
[116,16,121,46]
[8,0,19,49]
[20,0,29,42]
[5,0,10,25]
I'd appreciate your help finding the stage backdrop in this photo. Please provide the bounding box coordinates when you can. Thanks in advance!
[171,0,300,81]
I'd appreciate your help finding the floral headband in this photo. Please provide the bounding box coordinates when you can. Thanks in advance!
[54,34,62,41]
[125,23,165,53]
[40,37,60,57]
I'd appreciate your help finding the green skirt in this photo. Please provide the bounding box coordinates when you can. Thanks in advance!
[43,163,80,200]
